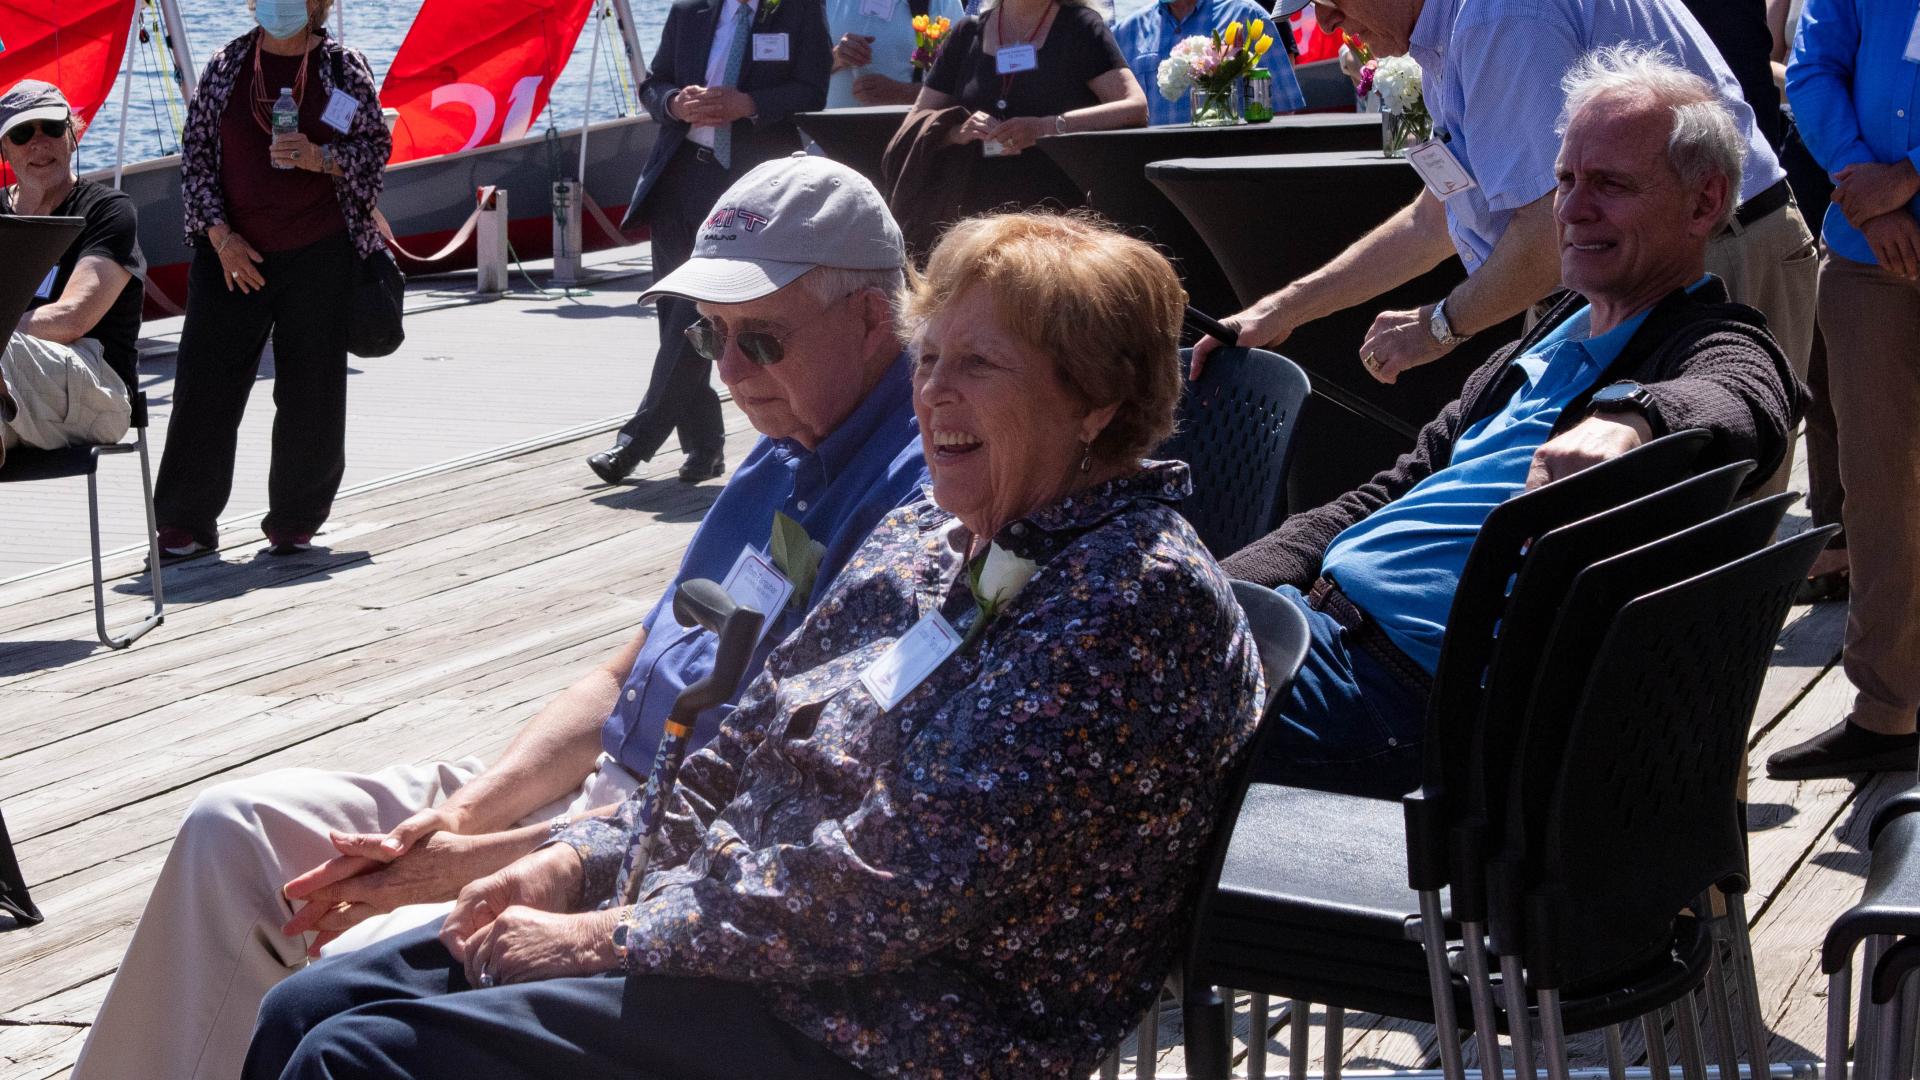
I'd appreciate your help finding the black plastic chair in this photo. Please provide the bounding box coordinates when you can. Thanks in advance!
[1502,524,1832,1080]
[1180,432,1722,1080]
[0,807,40,930]
[1162,346,1311,558]
[1824,790,1920,1080]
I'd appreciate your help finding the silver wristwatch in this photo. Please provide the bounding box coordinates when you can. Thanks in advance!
[1428,297,1467,347]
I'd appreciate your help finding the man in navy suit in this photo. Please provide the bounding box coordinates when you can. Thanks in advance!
[590,0,831,485]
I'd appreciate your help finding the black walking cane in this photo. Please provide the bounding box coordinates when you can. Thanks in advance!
[616,579,765,905]
[1183,304,1422,441]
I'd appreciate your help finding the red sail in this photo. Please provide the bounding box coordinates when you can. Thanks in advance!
[0,0,137,137]
[381,0,596,165]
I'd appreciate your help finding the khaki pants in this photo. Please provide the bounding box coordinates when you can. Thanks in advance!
[71,756,638,1080]
[1705,198,1820,499]
[1818,251,1920,734]
[0,332,129,451]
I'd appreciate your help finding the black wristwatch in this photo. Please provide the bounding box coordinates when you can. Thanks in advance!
[1589,380,1655,417]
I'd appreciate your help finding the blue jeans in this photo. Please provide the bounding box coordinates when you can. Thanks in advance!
[1252,586,1427,799]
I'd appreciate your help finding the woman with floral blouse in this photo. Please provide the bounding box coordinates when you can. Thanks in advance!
[152,0,389,560]
[243,212,1265,1080]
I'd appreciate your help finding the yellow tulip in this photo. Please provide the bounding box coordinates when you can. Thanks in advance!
[1224,21,1240,48]
[1255,34,1273,57]
[913,13,927,30]
[937,16,950,30]
[1247,18,1265,43]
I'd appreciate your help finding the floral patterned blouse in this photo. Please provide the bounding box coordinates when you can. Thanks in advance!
[179,29,390,259]
[557,461,1266,1078]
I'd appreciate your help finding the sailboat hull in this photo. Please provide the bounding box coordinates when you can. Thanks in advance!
[85,113,657,318]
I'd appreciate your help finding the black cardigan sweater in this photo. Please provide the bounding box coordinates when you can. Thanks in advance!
[1219,277,1808,589]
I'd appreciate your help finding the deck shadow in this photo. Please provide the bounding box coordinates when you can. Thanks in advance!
[111,547,373,604]
[0,638,101,678]
[590,480,721,521]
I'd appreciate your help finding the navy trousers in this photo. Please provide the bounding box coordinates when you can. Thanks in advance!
[1251,585,1427,800]
[243,924,870,1080]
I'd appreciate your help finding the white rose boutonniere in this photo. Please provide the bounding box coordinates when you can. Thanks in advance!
[963,543,1039,647]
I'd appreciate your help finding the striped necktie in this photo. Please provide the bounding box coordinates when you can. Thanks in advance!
[713,0,754,168]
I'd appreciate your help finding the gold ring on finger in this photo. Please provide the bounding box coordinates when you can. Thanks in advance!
[1363,352,1379,369]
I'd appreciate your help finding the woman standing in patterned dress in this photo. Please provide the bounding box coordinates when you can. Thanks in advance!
[243,212,1266,1080]
[152,0,389,559]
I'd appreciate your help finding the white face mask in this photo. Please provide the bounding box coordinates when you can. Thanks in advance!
[254,0,311,39]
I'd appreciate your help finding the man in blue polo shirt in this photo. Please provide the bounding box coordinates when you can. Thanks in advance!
[1113,0,1307,125]
[76,155,929,1080]
[1217,50,1801,798]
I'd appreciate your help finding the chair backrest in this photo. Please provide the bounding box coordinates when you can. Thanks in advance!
[1482,494,1797,956]
[0,216,85,331]
[1438,462,1753,917]
[1180,581,1313,973]
[1163,347,1311,558]
[1400,429,1712,890]
[1516,525,1831,989]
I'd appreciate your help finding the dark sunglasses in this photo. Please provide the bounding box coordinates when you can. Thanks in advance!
[5,119,69,146]
[681,287,866,366]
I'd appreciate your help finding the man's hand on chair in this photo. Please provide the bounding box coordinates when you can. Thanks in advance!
[1524,413,1653,491]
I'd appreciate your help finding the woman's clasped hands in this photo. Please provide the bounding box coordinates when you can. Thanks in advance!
[438,843,623,988]
[954,111,1053,155]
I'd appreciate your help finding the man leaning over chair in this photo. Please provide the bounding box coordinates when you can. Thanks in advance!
[1220,48,1803,800]
[0,80,143,471]
[73,154,928,1080]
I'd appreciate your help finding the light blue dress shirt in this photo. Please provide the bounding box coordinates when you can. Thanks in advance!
[1407,0,1783,272]
[599,353,928,774]
[1786,0,1920,268]
[1112,0,1306,125]
[1320,296,1665,674]
[825,0,967,108]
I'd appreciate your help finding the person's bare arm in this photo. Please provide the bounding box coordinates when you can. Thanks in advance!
[982,67,1147,153]
[1191,188,1457,375]
[1361,190,1560,384]
[16,255,131,345]
[1767,0,1794,87]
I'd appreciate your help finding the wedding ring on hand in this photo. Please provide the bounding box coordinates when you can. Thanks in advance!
[1362,352,1380,371]
[478,970,495,988]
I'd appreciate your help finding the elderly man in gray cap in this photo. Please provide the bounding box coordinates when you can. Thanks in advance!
[0,80,144,469]
[75,152,927,1080]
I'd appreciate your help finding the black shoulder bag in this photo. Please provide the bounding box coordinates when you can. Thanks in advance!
[330,48,406,358]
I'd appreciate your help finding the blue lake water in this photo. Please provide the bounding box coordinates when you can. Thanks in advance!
[78,0,1154,174]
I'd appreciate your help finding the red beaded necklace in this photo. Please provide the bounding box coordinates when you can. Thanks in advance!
[993,0,1056,112]
[250,29,313,135]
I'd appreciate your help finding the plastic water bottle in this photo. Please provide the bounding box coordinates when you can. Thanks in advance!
[271,87,298,169]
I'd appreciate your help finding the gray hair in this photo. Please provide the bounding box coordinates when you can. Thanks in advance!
[1558,45,1745,228]
[797,264,907,308]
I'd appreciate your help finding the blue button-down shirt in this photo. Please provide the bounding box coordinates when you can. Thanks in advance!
[599,353,928,774]
[1786,0,1920,268]
[1113,0,1305,125]
[1321,294,1668,673]
[1408,0,1782,272]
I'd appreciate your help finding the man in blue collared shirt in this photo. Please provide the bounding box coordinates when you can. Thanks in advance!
[1195,0,1813,498]
[1763,0,1920,780]
[76,156,930,1080]
[1112,0,1307,125]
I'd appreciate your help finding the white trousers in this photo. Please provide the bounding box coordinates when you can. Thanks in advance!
[71,755,638,1080]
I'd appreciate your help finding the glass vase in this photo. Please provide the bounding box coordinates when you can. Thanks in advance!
[1242,72,1274,124]
[1381,108,1430,158]
[1189,83,1242,127]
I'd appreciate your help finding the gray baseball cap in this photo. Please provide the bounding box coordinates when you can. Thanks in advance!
[641,152,905,306]
[1272,0,1311,16]
[0,80,73,143]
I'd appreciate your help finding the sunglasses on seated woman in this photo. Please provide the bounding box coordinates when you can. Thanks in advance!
[5,119,70,145]
[681,286,867,366]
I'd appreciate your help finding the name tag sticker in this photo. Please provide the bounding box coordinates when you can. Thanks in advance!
[995,44,1037,74]
[719,547,795,648]
[320,88,357,134]
[859,611,961,711]
[860,0,893,20]
[1905,8,1920,63]
[32,265,57,300]
[1405,136,1478,200]
[753,33,790,61]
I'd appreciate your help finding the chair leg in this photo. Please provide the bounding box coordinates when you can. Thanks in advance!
[1871,984,1901,1080]
[1417,890,1468,1080]
[87,442,165,649]
[1705,951,1743,1080]
[1100,1048,1120,1080]
[1502,954,1539,1080]
[1291,1001,1311,1080]
[1139,985,1160,1080]
[1461,921,1504,1080]
[1902,980,1920,1080]
[1722,892,1772,1076]
[1326,1006,1345,1080]
[1646,1009,1673,1080]
[1248,992,1270,1080]
[1604,1025,1628,1080]
[1181,982,1234,1080]
[1861,936,1891,1080]
[1674,989,1710,1080]
[1828,961,1853,1080]
[1536,987,1572,1080]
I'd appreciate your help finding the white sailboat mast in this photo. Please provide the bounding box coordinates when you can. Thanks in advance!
[155,0,200,98]
[606,0,651,85]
